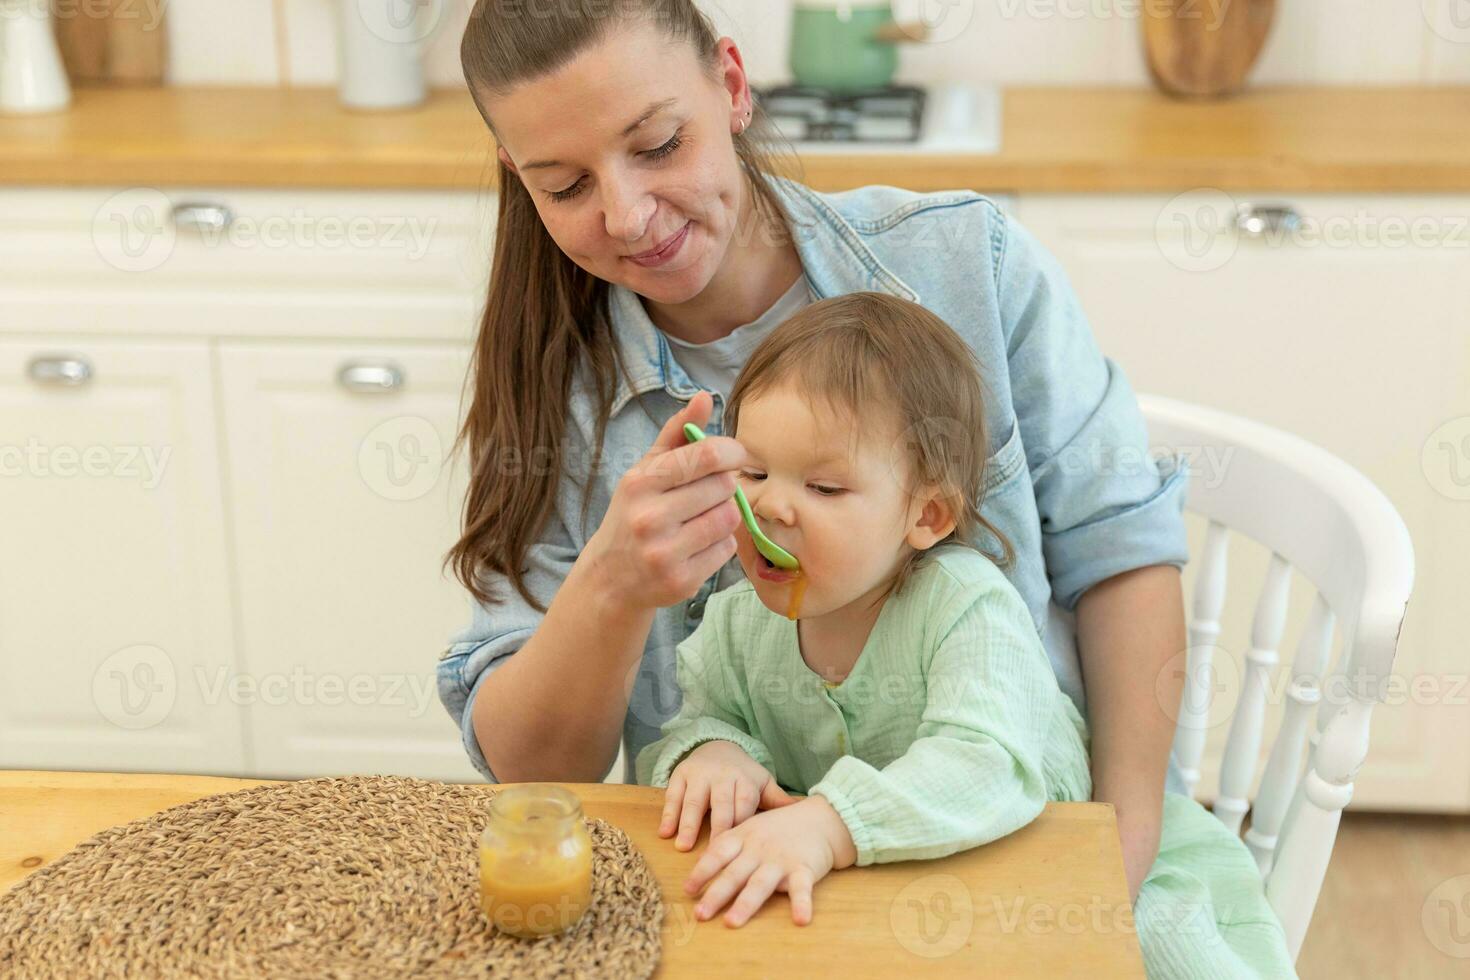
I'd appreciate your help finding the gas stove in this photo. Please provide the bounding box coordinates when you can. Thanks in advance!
[752,81,1002,155]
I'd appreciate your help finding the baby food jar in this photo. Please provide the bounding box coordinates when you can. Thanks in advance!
[478,785,594,938]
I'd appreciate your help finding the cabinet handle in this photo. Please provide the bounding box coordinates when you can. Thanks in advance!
[337,361,405,392]
[171,202,235,234]
[1235,203,1302,239]
[27,355,93,386]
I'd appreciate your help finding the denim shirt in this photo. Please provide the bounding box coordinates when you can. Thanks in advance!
[437,175,1190,785]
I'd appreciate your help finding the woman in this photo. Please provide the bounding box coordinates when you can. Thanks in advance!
[436,0,1191,903]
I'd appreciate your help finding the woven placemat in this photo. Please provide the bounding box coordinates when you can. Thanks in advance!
[0,775,663,979]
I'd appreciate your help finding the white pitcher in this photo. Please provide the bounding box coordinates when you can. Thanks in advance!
[0,0,72,115]
[338,0,429,111]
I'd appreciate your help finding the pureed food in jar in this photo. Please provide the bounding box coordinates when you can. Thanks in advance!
[479,785,593,938]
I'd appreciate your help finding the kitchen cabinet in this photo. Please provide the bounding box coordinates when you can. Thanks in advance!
[216,341,481,781]
[0,338,245,774]
[1015,192,1470,811]
[0,186,500,782]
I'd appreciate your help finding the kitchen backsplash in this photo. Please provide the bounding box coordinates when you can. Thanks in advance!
[163,0,1470,88]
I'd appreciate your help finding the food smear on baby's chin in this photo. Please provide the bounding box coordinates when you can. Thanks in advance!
[785,572,807,620]
[752,552,807,620]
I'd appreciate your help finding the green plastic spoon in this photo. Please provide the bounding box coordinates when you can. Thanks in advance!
[683,422,800,572]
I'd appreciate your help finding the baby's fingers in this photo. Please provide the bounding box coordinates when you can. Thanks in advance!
[723,863,786,928]
[709,776,736,841]
[659,773,686,838]
[732,778,762,828]
[693,850,760,922]
[685,831,742,898]
[787,867,815,926]
[676,779,711,851]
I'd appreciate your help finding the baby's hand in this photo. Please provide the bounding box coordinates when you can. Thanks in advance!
[660,740,796,850]
[684,795,857,927]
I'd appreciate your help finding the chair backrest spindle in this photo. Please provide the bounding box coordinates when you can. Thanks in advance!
[1172,520,1230,798]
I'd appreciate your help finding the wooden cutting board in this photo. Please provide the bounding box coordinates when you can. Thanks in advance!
[51,0,168,86]
[1143,0,1275,99]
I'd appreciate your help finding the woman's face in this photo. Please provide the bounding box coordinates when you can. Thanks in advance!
[481,21,752,307]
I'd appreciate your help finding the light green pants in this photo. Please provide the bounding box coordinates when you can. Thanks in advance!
[1134,793,1299,980]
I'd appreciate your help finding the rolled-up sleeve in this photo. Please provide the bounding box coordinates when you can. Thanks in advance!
[997,212,1190,611]
[435,508,581,782]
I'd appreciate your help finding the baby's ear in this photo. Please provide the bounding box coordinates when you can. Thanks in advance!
[906,486,957,551]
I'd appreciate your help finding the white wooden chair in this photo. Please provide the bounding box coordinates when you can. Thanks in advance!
[1140,394,1416,962]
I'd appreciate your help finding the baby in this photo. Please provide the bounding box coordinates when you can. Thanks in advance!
[636,292,1296,978]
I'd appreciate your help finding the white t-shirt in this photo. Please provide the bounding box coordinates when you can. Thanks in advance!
[662,272,814,401]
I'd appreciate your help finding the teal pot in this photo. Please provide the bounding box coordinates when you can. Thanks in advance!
[789,1,898,93]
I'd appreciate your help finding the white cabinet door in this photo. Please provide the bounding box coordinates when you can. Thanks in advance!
[217,341,483,781]
[0,338,244,774]
[1015,193,1470,811]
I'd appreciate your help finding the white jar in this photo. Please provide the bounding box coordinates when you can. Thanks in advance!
[0,0,72,115]
[338,0,429,111]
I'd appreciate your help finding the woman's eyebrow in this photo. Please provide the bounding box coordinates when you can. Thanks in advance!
[620,97,677,136]
[519,98,677,171]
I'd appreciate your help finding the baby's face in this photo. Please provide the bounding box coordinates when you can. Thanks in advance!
[731,381,941,620]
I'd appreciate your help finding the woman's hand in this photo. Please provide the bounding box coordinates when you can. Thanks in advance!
[683,795,857,927]
[586,390,747,610]
[660,739,797,850]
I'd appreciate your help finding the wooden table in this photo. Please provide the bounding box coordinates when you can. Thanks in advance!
[0,771,1145,977]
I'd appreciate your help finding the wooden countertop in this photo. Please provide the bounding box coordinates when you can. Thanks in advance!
[0,85,1467,192]
[0,770,1145,977]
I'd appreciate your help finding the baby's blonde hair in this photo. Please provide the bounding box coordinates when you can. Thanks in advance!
[726,291,1014,601]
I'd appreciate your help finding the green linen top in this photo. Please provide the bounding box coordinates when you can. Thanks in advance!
[634,544,1094,866]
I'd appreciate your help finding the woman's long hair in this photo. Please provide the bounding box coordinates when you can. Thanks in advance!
[447,0,799,609]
